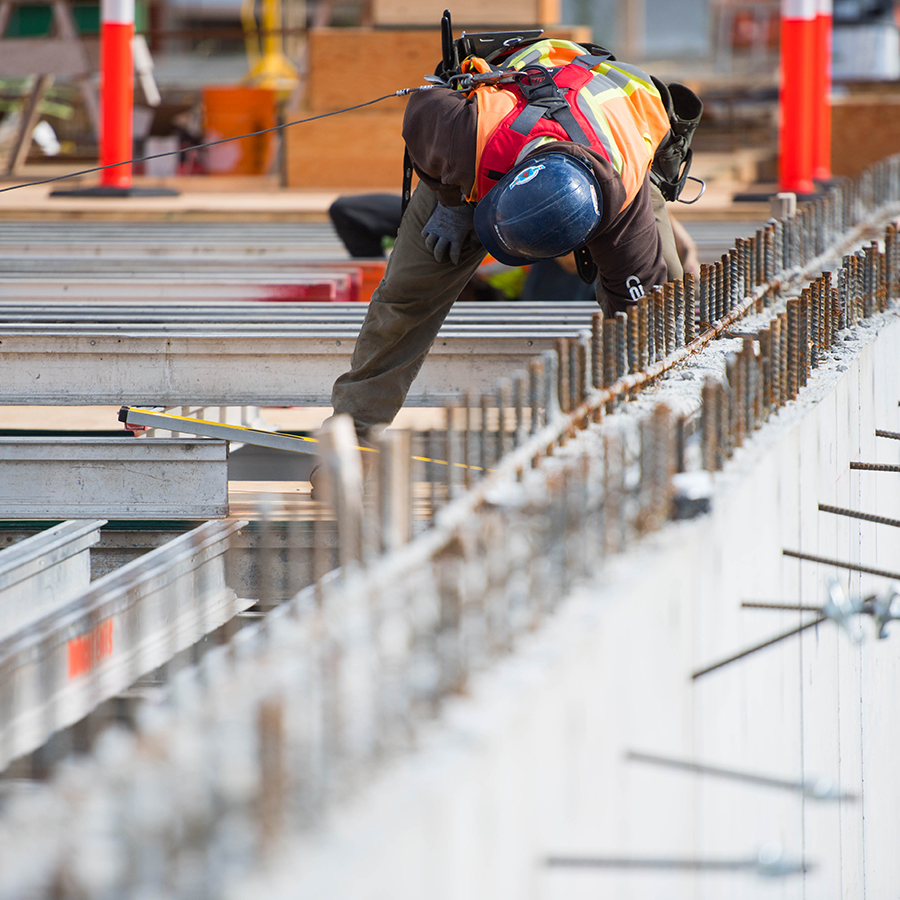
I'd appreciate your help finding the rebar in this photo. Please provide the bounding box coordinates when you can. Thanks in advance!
[684,271,696,343]
[699,263,711,330]
[653,287,665,361]
[664,282,676,355]
[591,313,603,390]
[555,338,570,414]
[674,280,685,350]
[627,305,639,374]
[615,312,628,380]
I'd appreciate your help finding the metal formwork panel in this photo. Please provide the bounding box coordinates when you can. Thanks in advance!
[0,520,106,641]
[0,438,228,519]
[0,519,249,771]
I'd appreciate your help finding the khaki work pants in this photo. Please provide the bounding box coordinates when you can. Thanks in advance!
[331,181,681,437]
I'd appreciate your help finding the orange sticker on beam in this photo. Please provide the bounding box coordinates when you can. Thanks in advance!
[67,618,114,679]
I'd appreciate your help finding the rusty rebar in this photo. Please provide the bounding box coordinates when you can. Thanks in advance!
[591,312,604,390]
[701,379,718,471]
[664,282,676,355]
[615,312,628,379]
[699,263,711,330]
[653,287,665,361]
[674,280,685,350]
[684,271,696,343]
[818,503,900,529]
[783,548,900,581]
[627,305,639,374]
[850,462,900,472]
[638,295,649,369]
[555,338,570,414]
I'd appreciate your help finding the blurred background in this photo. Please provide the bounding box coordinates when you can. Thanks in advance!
[1,0,900,192]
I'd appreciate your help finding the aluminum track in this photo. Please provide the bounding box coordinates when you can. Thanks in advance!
[0,519,250,772]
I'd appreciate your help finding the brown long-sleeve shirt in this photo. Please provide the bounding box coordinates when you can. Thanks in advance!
[402,87,667,308]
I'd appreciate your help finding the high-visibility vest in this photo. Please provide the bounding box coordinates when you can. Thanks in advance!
[462,40,671,209]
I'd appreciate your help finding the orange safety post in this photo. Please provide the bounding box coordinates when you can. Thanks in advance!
[779,0,817,194]
[812,0,833,181]
[99,0,135,189]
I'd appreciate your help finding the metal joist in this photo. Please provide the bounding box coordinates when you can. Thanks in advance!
[0,332,564,407]
[0,520,106,641]
[0,438,228,519]
[0,518,250,772]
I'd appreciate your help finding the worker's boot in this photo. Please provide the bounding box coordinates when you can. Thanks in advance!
[309,424,382,502]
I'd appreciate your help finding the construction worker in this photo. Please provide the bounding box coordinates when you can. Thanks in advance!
[314,37,701,486]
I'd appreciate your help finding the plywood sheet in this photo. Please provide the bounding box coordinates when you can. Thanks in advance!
[285,108,407,189]
[372,0,560,27]
[306,26,591,112]
[831,95,900,177]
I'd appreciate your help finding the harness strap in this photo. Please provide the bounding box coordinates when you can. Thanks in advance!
[401,144,413,216]
[508,64,593,148]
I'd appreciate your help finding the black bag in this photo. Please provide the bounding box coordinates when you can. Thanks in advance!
[650,78,703,203]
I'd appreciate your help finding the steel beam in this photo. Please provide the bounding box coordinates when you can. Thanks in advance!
[0,519,250,771]
[0,331,565,406]
[0,438,228,519]
[0,520,106,640]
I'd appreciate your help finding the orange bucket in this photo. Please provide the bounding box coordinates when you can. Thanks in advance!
[203,86,277,175]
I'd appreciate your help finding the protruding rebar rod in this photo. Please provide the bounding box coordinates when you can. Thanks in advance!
[591,312,604,390]
[528,359,543,437]
[876,429,900,441]
[692,617,825,679]
[683,271,696,343]
[626,749,856,801]
[818,503,900,529]
[496,378,511,461]
[701,379,718,472]
[602,318,617,387]
[664,282,676,355]
[783,548,900,580]
[850,462,900,472]
[555,338,570,414]
[653,287,665,361]
[638,295,650,369]
[742,601,823,612]
[699,263,711,330]
[786,298,800,400]
[615,312,628,380]
[627,305,639,374]
[806,285,818,368]
[479,392,492,473]
[674,280,685,350]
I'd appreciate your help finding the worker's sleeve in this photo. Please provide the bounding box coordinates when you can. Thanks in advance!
[402,89,478,207]
[587,176,667,310]
[528,141,667,311]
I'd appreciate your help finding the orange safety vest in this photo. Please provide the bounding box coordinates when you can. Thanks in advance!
[462,40,672,209]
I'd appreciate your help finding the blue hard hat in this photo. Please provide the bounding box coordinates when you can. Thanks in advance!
[473,152,603,267]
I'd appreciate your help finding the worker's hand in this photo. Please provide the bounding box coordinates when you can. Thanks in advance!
[422,202,475,266]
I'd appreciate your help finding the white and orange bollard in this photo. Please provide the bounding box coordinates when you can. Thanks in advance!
[779,0,817,195]
[52,0,176,197]
[812,0,833,182]
[98,0,135,191]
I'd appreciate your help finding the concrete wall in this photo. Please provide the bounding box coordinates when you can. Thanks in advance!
[239,312,900,900]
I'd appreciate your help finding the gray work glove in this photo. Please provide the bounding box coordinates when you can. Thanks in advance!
[422,202,475,265]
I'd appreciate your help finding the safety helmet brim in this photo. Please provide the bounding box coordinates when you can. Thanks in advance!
[473,151,603,267]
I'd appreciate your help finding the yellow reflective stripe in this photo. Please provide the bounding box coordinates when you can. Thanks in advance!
[575,90,622,171]
[503,38,586,70]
